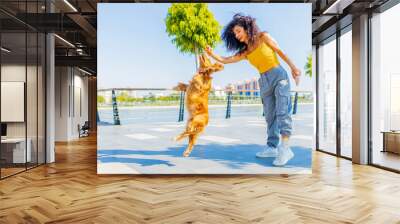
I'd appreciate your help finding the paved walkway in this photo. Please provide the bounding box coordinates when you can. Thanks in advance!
[98,109,313,174]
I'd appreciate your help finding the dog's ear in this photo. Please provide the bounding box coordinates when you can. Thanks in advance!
[199,54,206,69]
[199,54,213,73]
[202,53,212,66]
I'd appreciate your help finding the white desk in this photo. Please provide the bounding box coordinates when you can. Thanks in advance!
[1,138,31,163]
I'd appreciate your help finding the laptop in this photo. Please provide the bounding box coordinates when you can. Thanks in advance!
[1,123,7,140]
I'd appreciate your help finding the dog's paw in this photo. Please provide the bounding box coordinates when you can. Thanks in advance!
[173,136,181,142]
[183,151,190,157]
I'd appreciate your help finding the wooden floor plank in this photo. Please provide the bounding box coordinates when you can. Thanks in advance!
[0,135,400,223]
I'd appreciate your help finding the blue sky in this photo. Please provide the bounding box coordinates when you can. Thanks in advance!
[98,3,312,91]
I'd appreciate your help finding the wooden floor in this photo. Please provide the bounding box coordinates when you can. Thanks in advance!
[1,135,400,224]
[1,167,26,178]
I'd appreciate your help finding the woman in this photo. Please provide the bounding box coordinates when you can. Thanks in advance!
[205,14,301,166]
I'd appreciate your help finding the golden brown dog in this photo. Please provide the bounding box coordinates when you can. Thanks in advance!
[173,54,224,157]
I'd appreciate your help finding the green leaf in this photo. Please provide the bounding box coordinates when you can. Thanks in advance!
[165,3,221,55]
[304,53,312,78]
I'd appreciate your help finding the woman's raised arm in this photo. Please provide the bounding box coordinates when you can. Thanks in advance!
[205,46,246,64]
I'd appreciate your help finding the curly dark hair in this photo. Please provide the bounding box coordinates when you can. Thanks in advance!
[221,13,260,55]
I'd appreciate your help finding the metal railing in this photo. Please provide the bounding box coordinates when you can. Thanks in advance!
[97,88,313,124]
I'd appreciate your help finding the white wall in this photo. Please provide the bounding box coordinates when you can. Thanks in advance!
[71,72,89,138]
[1,65,26,142]
[1,65,37,138]
[1,63,46,164]
[55,66,69,141]
[55,67,89,141]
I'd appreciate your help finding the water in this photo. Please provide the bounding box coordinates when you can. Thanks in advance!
[98,104,314,125]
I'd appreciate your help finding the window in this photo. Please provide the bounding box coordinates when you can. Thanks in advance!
[0,1,46,179]
[318,36,337,154]
[340,29,352,158]
[370,3,400,171]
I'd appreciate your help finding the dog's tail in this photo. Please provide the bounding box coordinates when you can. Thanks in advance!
[173,82,188,92]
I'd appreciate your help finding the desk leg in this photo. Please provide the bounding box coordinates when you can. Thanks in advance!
[382,133,386,153]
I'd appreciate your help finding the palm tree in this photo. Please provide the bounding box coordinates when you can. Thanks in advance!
[304,53,312,78]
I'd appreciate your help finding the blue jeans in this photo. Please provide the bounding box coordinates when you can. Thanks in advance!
[258,65,292,148]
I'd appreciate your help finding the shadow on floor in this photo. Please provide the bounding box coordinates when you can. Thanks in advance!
[98,144,312,169]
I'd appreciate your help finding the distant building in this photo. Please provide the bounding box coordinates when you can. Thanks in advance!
[213,85,226,97]
[226,77,260,97]
[251,77,260,97]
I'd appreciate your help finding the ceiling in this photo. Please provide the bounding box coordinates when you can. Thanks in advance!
[0,0,393,75]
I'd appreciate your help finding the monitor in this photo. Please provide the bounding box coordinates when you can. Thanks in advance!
[1,123,7,137]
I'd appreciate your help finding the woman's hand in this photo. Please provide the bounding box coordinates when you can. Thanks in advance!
[204,46,244,64]
[205,45,213,56]
[291,67,301,86]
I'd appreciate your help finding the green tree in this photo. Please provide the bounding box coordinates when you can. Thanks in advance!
[304,53,312,78]
[165,3,221,68]
[97,95,105,104]
[116,91,128,102]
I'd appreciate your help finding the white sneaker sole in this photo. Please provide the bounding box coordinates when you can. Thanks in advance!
[273,150,294,166]
[256,153,278,158]
[256,150,278,158]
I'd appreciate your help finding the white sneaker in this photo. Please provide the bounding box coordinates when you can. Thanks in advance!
[273,143,294,166]
[256,146,278,158]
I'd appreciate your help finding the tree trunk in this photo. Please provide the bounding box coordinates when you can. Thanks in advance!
[194,46,199,71]
[195,53,199,70]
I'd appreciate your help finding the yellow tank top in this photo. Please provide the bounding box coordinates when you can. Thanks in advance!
[246,42,279,74]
